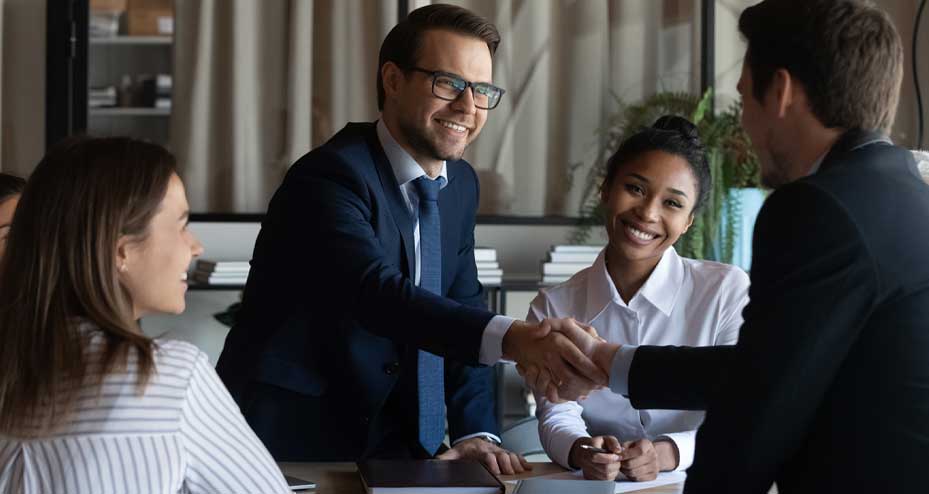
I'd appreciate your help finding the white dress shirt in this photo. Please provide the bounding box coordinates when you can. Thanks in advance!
[0,328,290,494]
[530,247,749,471]
[376,120,508,445]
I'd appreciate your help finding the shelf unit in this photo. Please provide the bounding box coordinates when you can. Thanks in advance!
[88,27,173,145]
[90,35,172,45]
[89,107,170,116]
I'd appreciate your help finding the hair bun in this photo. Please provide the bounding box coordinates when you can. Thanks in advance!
[651,115,700,142]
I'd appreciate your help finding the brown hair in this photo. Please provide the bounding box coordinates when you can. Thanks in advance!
[377,4,500,110]
[739,0,903,134]
[0,173,25,204]
[0,136,176,437]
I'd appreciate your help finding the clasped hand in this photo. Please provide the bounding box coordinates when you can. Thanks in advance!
[503,317,614,403]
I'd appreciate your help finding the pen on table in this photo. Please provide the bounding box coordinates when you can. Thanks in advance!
[579,444,622,455]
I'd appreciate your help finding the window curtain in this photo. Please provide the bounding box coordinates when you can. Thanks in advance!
[0,0,46,177]
[171,0,398,212]
[414,0,705,216]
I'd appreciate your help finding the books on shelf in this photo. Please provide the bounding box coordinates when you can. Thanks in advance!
[190,274,248,285]
[474,247,496,263]
[552,245,603,253]
[474,247,503,285]
[358,459,504,493]
[195,260,250,272]
[191,260,250,286]
[549,251,600,263]
[540,245,604,284]
[89,86,118,108]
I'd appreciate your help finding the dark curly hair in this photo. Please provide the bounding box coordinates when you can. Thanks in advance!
[600,115,712,212]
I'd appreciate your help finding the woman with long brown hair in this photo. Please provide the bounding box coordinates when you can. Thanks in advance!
[0,137,290,493]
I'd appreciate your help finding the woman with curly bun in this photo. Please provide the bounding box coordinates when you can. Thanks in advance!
[529,116,750,482]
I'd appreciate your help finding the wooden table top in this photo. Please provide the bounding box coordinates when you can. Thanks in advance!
[278,462,684,494]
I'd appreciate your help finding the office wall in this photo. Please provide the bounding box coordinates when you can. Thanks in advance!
[0,0,45,175]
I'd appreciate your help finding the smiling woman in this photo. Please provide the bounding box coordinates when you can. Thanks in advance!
[0,137,290,493]
[528,116,750,481]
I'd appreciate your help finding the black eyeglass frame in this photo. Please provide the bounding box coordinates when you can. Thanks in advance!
[407,67,506,110]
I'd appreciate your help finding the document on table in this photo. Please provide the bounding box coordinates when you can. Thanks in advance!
[521,469,686,493]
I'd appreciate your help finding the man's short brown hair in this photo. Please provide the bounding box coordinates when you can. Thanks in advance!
[377,4,500,111]
[739,0,903,134]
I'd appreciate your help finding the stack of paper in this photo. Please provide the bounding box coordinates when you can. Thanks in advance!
[190,260,250,286]
[512,469,686,493]
[540,245,604,284]
[474,247,503,285]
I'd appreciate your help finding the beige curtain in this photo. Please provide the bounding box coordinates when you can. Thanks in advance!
[0,0,46,177]
[172,0,397,212]
[414,0,702,216]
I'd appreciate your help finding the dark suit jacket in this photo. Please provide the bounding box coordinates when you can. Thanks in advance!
[628,130,929,493]
[215,122,498,459]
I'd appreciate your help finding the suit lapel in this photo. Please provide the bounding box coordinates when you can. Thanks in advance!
[365,127,416,278]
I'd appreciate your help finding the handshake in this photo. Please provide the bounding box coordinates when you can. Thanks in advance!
[502,318,621,403]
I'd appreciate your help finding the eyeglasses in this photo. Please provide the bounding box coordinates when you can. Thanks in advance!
[408,67,506,110]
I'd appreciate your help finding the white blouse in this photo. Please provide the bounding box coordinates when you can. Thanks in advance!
[0,329,291,494]
[529,247,749,472]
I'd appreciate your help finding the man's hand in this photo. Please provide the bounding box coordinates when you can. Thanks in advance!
[569,436,623,480]
[514,318,622,402]
[504,318,609,402]
[618,438,678,481]
[437,437,532,475]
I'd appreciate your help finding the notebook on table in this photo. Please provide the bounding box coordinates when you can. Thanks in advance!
[357,459,504,494]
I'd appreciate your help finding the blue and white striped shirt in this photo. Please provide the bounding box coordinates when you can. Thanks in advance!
[0,330,291,494]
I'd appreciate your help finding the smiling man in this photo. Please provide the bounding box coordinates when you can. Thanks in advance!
[529,1,929,493]
[215,4,607,473]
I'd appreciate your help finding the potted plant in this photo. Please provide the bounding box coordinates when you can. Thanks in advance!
[571,90,764,267]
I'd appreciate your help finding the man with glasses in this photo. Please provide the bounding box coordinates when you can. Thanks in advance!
[216,4,606,472]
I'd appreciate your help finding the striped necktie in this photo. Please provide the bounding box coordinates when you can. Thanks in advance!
[411,175,446,455]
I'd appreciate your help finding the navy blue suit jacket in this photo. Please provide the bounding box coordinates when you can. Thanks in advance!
[216,122,497,459]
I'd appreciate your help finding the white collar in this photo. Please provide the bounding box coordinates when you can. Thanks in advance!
[376,119,448,188]
[807,151,829,176]
[584,247,684,321]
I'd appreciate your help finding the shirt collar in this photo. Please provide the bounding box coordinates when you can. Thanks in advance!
[807,151,829,176]
[584,247,684,321]
[376,119,448,188]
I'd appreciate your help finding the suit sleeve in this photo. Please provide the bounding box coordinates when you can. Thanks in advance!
[683,183,878,493]
[445,165,498,441]
[252,152,494,365]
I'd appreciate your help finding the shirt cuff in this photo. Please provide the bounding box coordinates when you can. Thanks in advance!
[655,431,696,471]
[608,344,638,395]
[479,315,516,365]
[550,431,589,470]
[452,432,502,446]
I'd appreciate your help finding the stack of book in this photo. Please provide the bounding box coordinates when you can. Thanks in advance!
[540,245,605,284]
[474,247,503,285]
[190,260,250,286]
[89,86,117,108]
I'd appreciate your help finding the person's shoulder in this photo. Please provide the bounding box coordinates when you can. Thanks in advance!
[680,257,750,292]
[153,339,209,375]
[533,266,595,313]
[287,122,378,176]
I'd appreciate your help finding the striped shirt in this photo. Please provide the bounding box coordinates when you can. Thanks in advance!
[0,331,291,494]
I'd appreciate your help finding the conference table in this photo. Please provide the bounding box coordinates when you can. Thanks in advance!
[277,462,684,493]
